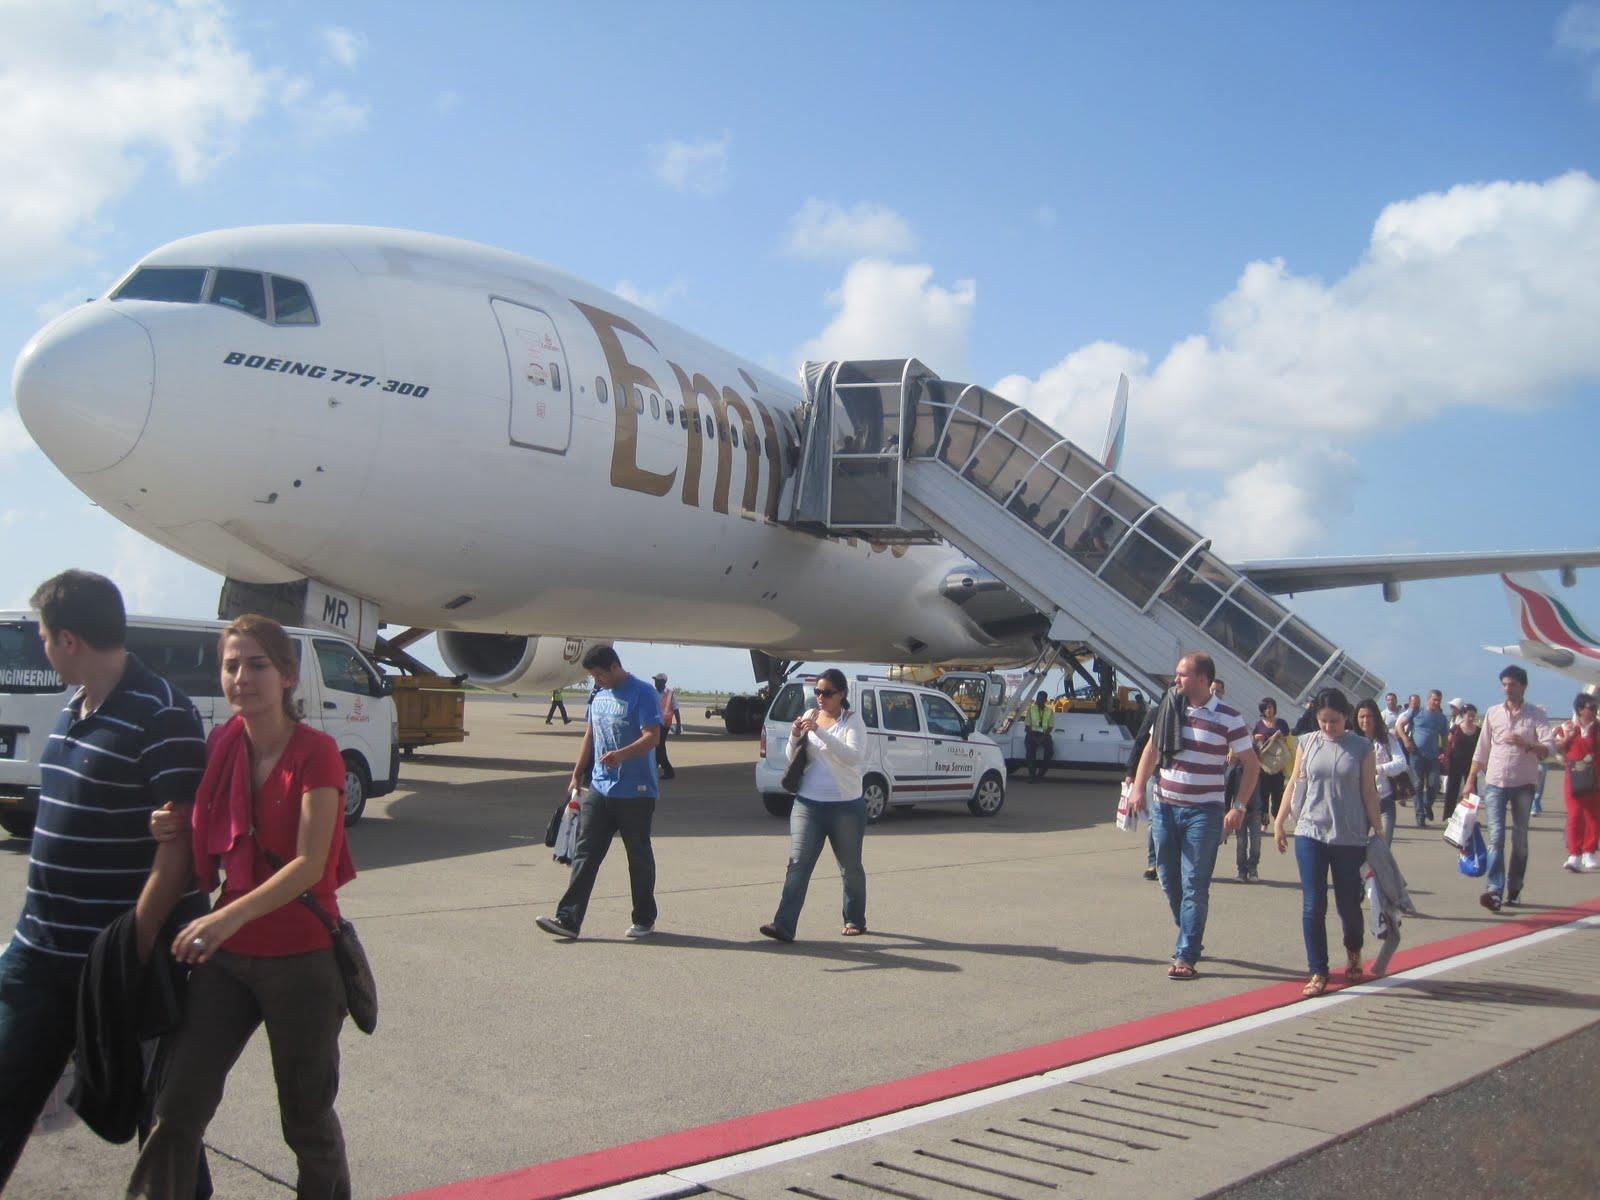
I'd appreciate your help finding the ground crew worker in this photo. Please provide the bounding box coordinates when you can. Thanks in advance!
[1024,691,1053,783]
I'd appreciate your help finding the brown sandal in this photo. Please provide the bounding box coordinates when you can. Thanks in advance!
[842,924,865,936]
[1346,954,1366,983]
[1167,960,1198,981]
[1302,974,1328,997]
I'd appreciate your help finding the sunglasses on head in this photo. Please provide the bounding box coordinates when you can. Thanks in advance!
[814,687,839,698]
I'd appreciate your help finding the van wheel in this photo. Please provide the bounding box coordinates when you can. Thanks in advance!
[343,755,370,825]
[762,793,793,819]
[968,772,1005,817]
[0,811,35,839]
[862,776,889,824]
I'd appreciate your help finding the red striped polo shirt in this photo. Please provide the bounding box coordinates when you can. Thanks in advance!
[1156,695,1253,807]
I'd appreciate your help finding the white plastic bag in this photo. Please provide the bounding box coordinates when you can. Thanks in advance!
[553,789,583,864]
[1442,793,1480,850]
[1362,864,1388,940]
[1115,780,1143,832]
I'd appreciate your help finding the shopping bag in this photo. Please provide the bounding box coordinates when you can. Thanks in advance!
[1115,779,1142,832]
[553,789,583,864]
[1457,826,1487,877]
[1442,793,1480,850]
[1362,864,1388,939]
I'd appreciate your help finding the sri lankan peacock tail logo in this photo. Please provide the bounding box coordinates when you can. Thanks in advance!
[1505,575,1600,662]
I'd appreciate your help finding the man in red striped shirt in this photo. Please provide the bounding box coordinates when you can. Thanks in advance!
[1130,652,1258,980]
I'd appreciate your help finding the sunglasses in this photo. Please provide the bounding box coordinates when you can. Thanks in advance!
[813,687,839,698]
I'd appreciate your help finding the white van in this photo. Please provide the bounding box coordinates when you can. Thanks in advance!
[0,612,398,838]
[756,675,1008,823]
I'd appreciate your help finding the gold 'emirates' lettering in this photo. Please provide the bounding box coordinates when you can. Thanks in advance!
[576,301,796,519]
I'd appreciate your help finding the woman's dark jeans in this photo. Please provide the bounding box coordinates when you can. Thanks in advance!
[1294,836,1366,976]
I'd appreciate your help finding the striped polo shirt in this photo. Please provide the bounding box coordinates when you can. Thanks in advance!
[13,654,208,959]
[1155,695,1253,807]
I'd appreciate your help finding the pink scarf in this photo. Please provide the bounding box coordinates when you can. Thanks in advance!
[190,716,254,893]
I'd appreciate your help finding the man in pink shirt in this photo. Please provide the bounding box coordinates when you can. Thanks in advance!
[1463,665,1554,912]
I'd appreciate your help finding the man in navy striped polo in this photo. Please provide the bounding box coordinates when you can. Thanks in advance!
[1128,652,1259,981]
[0,571,207,1185]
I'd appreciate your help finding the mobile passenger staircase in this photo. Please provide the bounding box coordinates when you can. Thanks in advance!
[786,359,1385,712]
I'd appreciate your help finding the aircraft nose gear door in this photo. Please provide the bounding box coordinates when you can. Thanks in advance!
[493,299,572,453]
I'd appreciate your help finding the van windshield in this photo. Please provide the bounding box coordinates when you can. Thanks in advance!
[0,620,64,694]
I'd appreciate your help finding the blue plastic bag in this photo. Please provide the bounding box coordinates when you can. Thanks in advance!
[1457,826,1487,877]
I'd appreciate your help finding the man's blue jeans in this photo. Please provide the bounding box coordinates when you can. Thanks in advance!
[1412,756,1441,824]
[1294,837,1366,976]
[0,940,82,1186]
[1482,784,1535,901]
[772,797,867,936]
[1151,801,1224,965]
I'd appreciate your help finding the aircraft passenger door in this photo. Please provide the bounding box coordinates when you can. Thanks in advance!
[493,299,572,454]
[877,688,929,798]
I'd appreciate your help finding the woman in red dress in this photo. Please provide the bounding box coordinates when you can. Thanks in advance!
[1553,693,1600,873]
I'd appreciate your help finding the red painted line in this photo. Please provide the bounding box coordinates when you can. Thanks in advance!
[392,896,1600,1200]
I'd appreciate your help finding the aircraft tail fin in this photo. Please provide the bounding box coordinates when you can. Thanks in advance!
[1100,373,1129,472]
[1501,572,1600,660]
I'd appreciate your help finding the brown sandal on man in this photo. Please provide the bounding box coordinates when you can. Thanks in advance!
[1302,974,1328,998]
[1167,960,1198,981]
[842,924,865,936]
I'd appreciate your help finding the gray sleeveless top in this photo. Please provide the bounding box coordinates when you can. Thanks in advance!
[1294,730,1373,846]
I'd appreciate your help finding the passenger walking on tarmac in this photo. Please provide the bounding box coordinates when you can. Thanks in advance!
[1397,690,1449,825]
[545,685,571,725]
[1355,698,1410,846]
[1443,704,1481,822]
[1463,665,1554,912]
[537,646,661,940]
[1552,694,1600,873]
[653,673,677,780]
[1253,698,1292,823]
[1232,750,1264,884]
[760,669,869,942]
[1125,706,1159,880]
[1129,652,1258,980]
[1024,691,1053,783]
[132,614,355,1198]
[1274,687,1382,998]
[0,572,207,1190]
[1381,692,1404,733]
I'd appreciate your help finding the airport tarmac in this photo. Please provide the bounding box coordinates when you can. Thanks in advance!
[5,697,1598,1198]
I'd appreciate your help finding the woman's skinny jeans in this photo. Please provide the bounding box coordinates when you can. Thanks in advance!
[1294,836,1366,977]
[771,796,867,936]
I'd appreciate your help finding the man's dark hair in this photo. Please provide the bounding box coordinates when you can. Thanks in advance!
[581,644,621,671]
[1498,665,1528,687]
[30,570,126,650]
[1574,692,1597,713]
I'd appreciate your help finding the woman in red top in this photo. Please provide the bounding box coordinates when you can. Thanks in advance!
[130,615,355,1199]
[1553,692,1600,873]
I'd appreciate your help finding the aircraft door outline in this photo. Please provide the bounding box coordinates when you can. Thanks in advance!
[493,297,573,454]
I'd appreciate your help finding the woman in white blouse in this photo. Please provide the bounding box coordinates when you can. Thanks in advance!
[1356,699,1410,846]
[760,669,869,941]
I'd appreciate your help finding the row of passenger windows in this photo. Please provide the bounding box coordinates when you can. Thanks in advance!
[111,266,318,327]
[594,374,801,458]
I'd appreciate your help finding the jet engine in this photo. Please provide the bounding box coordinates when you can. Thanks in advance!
[436,632,601,694]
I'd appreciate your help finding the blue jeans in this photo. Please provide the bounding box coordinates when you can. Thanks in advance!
[0,940,82,1186]
[1151,801,1223,965]
[1532,763,1547,814]
[1482,784,1535,901]
[772,797,867,935]
[1378,793,1396,846]
[1294,837,1366,976]
[1412,756,1441,824]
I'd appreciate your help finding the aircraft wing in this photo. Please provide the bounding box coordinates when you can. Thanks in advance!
[1235,550,1600,596]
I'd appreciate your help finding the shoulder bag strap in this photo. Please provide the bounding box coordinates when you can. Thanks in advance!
[256,840,341,935]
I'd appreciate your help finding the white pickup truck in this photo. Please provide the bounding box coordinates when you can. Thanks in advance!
[931,670,1139,777]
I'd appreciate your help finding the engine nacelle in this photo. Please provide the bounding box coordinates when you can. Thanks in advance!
[436,632,603,694]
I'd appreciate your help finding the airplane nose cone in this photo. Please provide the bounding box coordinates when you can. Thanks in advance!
[12,305,154,475]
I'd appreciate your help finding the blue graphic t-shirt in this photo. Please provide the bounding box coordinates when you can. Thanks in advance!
[1410,709,1450,758]
[588,673,662,798]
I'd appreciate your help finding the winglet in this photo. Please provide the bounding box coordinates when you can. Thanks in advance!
[1100,373,1129,472]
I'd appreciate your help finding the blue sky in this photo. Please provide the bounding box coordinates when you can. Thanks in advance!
[4,0,1600,708]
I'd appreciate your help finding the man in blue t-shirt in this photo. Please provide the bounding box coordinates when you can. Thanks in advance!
[1398,689,1451,827]
[537,646,662,940]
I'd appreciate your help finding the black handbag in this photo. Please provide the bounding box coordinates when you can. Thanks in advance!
[780,710,812,793]
[1570,756,1596,793]
[544,802,565,848]
[262,846,378,1035]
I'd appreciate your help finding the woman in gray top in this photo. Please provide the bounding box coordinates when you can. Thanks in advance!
[1274,687,1383,997]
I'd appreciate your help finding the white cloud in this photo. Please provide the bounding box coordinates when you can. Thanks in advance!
[282,80,369,139]
[1161,449,1357,560]
[783,199,916,260]
[0,0,271,278]
[317,26,368,70]
[996,171,1600,554]
[0,407,36,464]
[798,260,977,378]
[650,133,731,197]
[1557,4,1600,99]
[614,278,689,313]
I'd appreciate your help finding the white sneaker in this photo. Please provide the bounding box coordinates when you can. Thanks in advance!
[1583,853,1600,872]
[1564,855,1583,873]
[625,923,655,939]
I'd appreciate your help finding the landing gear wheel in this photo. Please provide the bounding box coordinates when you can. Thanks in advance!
[968,772,1006,817]
[862,776,889,824]
[342,755,370,825]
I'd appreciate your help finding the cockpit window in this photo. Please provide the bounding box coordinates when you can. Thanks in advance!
[112,267,207,303]
[270,275,317,325]
[209,269,268,320]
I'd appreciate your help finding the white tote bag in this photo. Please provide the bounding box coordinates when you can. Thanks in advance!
[1442,793,1480,850]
